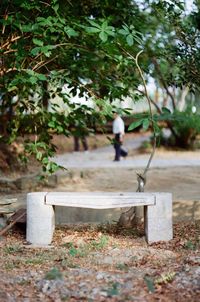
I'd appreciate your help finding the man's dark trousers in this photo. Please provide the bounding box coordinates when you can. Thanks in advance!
[114,133,127,161]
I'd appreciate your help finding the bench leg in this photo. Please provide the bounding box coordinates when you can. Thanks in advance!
[144,193,173,243]
[26,192,55,246]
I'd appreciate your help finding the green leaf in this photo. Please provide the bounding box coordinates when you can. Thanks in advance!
[21,24,33,32]
[42,157,49,164]
[69,246,78,257]
[33,38,44,47]
[107,282,120,296]
[88,19,101,29]
[53,3,59,13]
[128,119,143,131]
[134,35,143,45]
[99,31,108,42]
[153,122,161,136]
[175,2,184,10]
[36,151,43,160]
[29,76,38,84]
[162,107,171,114]
[36,17,52,26]
[31,47,41,56]
[26,69,35,76]
[86,27,101,33]
[118,29,129,35]
[64,26,79,37]
[126,34,134,46]
[37,74,47,81]
[48,121,55,128]
[57,125,64,133]
[102,20,108,29]
[105,29,115,37]
[142,118,150,131]
[41,46,53,57]
[144,276,155,293]
[7,86,18,92]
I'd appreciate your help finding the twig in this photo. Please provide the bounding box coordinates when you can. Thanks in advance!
[135,51,156,177]
[32,56,58,71]
[0,211,26,236]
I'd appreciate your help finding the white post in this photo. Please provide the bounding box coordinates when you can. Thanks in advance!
[144,193,173,243]
[26,192,55,246]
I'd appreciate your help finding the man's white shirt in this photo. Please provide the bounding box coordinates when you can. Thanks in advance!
[113,116,125,135]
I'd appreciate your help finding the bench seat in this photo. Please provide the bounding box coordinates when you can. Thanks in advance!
[45,192,155,208]
[26,191,173,246]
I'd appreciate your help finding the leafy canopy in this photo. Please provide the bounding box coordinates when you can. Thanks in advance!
[1,0,200,173]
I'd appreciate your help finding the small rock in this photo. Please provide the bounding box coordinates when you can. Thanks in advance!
[186,256,200,265]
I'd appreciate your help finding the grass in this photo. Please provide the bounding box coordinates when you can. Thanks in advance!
[44,267,63,280]
[62,235,110,258]
[3,244,23,254]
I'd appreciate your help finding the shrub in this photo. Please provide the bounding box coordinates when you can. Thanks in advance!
[160,107,200,149]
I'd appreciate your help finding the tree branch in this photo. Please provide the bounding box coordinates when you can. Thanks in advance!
[1,35,21,50]
[151,57,176,110]
[32,56,58,71]
[118,45,157,188]
[137,88,162,114]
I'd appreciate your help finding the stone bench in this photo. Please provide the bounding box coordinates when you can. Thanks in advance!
[26,192,173,246]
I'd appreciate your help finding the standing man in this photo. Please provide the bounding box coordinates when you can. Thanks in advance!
[73,132,88,152]
[112,110,128,161]
[69,105,89,152]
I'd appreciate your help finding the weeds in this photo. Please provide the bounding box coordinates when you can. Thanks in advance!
[116,263,129,272]
[90,235,109,250]
[4,258,22,270]
[25,257,48,265]
[60,258,77,269]
[65,235,109,258]
[4,244,23,254]
[45,267,63,280]
[155,272,176,284]
[4,261,18,270]
[144,271,176,293]
[67,242,89,257]
[106,282,120,297]
[144,276,155,293]
[184,240,199,250]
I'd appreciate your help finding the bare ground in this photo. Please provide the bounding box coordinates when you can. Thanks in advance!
[0,220,199,301]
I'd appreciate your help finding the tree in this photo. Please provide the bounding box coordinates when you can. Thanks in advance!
[1,0,200,175]
[0,0,144,173]
[120,0,200,149]
[149,0,200,148]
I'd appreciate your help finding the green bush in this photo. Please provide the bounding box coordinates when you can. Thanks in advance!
[160,107,200,149]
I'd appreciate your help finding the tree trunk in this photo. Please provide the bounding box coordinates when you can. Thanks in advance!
[118,207,136,227]
[0,142,24,173]
[178,87,189,111]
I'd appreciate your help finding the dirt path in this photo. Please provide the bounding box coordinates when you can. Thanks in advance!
[1,134,200,221]
[53,134,200,202]
[54,133,200,169]
[55,166,200,201]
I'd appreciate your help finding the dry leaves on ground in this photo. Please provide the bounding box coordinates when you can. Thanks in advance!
[0,221,199,301]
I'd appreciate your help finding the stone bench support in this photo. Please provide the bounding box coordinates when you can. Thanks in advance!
[26,192,172,246]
